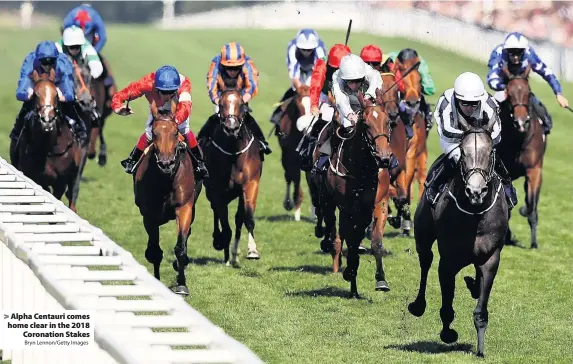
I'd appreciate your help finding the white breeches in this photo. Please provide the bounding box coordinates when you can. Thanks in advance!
[493,90,506,103]
[318,92,334,122]
[440,138,461,163]
[145,112,189,140]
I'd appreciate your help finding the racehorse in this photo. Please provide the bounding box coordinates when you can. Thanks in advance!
[133,99,202,296]
[496,65,546,249]
[408,114,508,358]
[87,56,115,167]
[276,84,310,221]
[377,63,411,236]
[316,89,394,297]
[394,49,429,235]
[11,69,84,212]
[200,89,264,265]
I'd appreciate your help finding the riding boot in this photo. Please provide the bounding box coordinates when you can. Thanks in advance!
[312,137,332,174]
[530,93,552,135]
[120,146,144,174]
[188,145,209,180]
[197,114,219,143]
[270,87,296,125]
[423,154,454,205]
[420,94,433,131]
[11,101,34,141]
[494,155,517,209]
[62,102,88,142]
[245,113,272,155]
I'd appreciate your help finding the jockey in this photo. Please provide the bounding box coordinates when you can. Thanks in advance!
[200,42,272,155]
[269,29,327,125]
[11,40,87,156]
[111,65,209,178]
[360,45,383,72]
[486,32,569,135]
[385,49,435,130]
[425,72,517,208]
[63,4,106,53]
[313,53,383,172]
[56,25,103,79]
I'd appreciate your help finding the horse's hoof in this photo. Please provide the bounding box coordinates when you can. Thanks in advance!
[315,226,325,238]
[172,285,189,296]
[531,242,538,249]
[375,280,390,292]
[320,239,333,253]
[358,245,368,254]
[348,291,360,299]
[400,229,411,237]
[519,206,528,217]
[464,276,480,299]
[476,351,485,358]
[407,300,426,317]
[388,216,401,229]
[87,152,96,160]
[283,199,294,211]
[440,328,458,344]
[246,251,260,260]
[98,155,107,166]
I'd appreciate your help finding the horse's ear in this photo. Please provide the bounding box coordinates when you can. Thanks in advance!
[523,64,531,78]
[30,69,40,83]
[457,114,471,132]
[375,87,383,103]
[502,65,511,80]
[170,98,177,116]
[150,100,159,119]
[49,68,56,82]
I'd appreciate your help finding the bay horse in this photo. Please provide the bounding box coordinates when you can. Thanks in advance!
[496,65,545,249]
[394,49,429,235]
[276,84,311,221]
[133,99,202,296]
[408,115,508,358]
[317,89,394,297]
[200,89,263,265]
[11,69,84,212]
[87,56,115,167]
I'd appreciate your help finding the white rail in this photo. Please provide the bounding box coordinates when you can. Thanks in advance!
[0,157,263,364]
[159,1,573,82]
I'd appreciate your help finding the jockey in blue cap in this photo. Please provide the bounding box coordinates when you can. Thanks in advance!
[269,28,327,125]
[11,41,89,166]
[486,32,569,135]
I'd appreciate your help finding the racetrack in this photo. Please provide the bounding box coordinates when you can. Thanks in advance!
[0,25,572,363]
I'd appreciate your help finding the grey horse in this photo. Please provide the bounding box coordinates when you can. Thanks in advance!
[407,113,509,358]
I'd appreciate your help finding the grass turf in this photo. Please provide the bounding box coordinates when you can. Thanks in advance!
[0,26,572,363]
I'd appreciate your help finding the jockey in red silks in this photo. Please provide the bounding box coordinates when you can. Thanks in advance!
[360,44,405,93]
[111,65,208,178]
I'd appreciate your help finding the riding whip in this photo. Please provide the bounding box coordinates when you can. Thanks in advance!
[566,105,573,113]
[345,19,352,46]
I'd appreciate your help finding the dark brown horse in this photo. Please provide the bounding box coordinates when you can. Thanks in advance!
[200,89,263,265]
[11,69,84,212]
[409,115,508,358]
[133,99,202,296]
[316,89,394,297]
[496,65,546,248]
[276,84,311,221]
[87,57,115,167]
[394,50,429,235]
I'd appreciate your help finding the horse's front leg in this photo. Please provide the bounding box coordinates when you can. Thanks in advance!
[143,216,162,280]
[415,142,428,201]
[293,168,304,221]
[98,123,108,166]
[230,196,245,267]
[393,165,413,235]
[341,211,361,298]
[172,201,193,296]
[371,198,390,292]
[520,164,542,249]
[243,180,261,259]
[474,249,501,357]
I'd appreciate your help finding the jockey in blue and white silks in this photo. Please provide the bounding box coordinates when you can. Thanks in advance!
[486,32,569,134]
[270,28,327,125]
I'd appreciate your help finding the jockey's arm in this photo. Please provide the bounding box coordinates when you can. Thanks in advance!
[56,54,77,102]
[175,77,193,124]
[317,41,327,60]
[90,10,107,52]
[286,42,298,81]
[364,64,383,100]
[332,71,355,127]
[309,58,327,110]
[482,95,502,146]
[16,52,35,102]
[486,66,505,92]
[241,62,258,102]
[487,45,503,72]
[435,91,464,161]
[528,48,563,96]
[84,44,103,79]
[206,57,221,105]
[111,72,154,112]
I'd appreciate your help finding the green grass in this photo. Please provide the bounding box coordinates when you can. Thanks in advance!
[1,25,572,363]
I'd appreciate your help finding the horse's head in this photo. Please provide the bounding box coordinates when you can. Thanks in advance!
[395,49,422,108]
[503,64,531,133]
[30,69,59,133]
[73,61,95,110]
[150,99,182,175]
[457,114,497,205]
[218,89,246,137]
[379,72,400,126]
[358,89,393,169]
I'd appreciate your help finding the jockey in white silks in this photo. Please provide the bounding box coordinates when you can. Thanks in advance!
[313,53,383,172]
[425,71,517,208]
